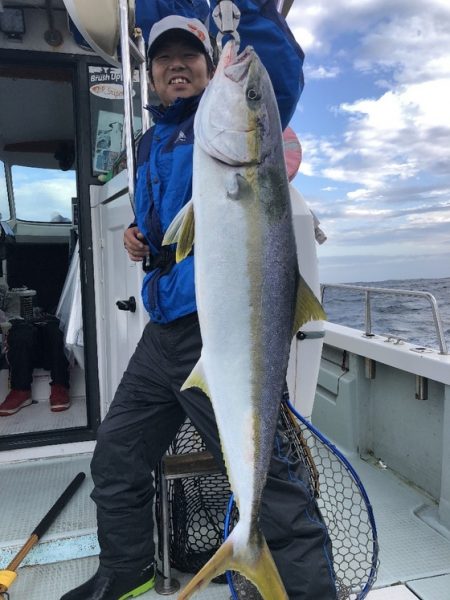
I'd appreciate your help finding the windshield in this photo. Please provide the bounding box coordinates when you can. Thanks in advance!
[0,161,10,221]
[11,165,75,223]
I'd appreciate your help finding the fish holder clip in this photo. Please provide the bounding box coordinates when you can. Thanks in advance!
[212,0,241,48]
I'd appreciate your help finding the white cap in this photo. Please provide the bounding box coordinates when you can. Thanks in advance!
[148,15,213,61]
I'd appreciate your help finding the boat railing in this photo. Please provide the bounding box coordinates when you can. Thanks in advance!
[320,283,449,355]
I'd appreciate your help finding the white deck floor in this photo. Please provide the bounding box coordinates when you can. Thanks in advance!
[1,451,449,599]
[0,558,424,600]
[0,395,87,436]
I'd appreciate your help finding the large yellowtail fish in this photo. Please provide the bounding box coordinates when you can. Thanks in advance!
[163,40,326,600]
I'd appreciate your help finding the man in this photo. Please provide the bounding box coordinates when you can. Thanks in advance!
[0,312,70,417]
[60,2,337,599]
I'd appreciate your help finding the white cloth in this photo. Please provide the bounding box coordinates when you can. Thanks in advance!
[56,242,84,369]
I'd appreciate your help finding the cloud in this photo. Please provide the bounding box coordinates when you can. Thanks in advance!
[318,245,450,284]
[304,65,340,80]
[13,173,75,221]
[334,78,450,188]
[304,77,450,206]
[287,0,450,60]
[355,9,450,85]
[288,0,450,286]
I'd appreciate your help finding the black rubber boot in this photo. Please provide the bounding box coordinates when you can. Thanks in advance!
[59,563,155,600]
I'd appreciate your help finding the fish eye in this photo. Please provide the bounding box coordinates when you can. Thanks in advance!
[247,88,261,101]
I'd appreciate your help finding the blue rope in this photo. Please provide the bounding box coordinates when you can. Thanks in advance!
[224,493,239,600]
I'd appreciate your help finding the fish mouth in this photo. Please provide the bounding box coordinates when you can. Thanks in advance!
[223,44,255,84]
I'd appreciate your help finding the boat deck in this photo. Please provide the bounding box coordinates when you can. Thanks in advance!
[1,451,449,600]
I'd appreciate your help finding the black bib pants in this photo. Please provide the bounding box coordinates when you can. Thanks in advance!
[90,313,337,600]
[6,318,69,390]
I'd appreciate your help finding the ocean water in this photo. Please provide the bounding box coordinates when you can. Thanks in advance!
[321,277,450,351]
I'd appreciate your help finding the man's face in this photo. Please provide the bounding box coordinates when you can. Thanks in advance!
[150,37,211,107]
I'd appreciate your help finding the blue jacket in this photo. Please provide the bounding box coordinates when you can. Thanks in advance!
[135,0,304,323]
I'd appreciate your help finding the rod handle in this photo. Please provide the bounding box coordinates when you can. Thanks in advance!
[32,472,86,539]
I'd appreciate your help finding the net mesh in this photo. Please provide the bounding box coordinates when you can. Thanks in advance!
[156,402,378,599]
[155,419,230,583]
[295,408,378,599]
[230,402,378,599]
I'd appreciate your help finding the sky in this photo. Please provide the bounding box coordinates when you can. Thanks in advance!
[284,0,450,283]
[6,167,75,223]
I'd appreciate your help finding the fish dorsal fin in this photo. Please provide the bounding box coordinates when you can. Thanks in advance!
[181,357,211,398]
[293,275,327,336]
[162,199,195,262]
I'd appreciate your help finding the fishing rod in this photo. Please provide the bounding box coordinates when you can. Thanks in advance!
[0,472,86,600]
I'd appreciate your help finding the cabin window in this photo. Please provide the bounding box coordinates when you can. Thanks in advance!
[0,161,10,221]
[11,165,75,223]
[88,66,142,177]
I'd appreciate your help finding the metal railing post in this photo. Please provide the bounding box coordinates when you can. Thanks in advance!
[364,290,373,337]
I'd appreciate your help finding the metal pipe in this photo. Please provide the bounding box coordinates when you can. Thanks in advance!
[365,357,376,380]
[415,375,428,400]
[321,283,448,355]
[136,30,150,134]
[118,0,136,213]
[154,466,180,595]
[424,292,448,356]
[364,290,374,337]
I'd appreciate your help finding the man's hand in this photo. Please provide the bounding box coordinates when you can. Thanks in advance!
[124,226,149,262]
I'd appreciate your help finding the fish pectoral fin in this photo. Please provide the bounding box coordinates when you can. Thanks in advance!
[293,275,327,335]
[178,527,288,600]
[226,173,254,201]
[161,199,195,262]
[181,358,211,398]
[162,199,192,245]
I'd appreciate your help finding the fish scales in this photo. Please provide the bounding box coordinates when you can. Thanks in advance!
[163,40,325,600]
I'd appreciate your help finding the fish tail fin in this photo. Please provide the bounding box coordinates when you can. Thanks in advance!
[177,533,234,599]
[236,535,288,600]
[178,525,287,600]
[293,274,327,335]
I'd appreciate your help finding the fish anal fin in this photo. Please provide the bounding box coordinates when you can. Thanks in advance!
[162,200,195,263]
[181,358,210,398]
[293,275,327,336]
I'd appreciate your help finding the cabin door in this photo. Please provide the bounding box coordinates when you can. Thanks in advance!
[91,180,147,417]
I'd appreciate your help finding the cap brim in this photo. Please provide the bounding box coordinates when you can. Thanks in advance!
[148,29,208,59]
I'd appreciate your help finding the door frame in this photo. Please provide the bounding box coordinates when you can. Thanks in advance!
[0,49,105,451]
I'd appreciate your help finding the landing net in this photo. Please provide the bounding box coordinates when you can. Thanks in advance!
[155,419,230,583]
[285,398,378,599]
[228,397,379,600]
[156,398,378,599]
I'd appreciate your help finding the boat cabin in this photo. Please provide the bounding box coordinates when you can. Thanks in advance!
[0,0,148,454]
